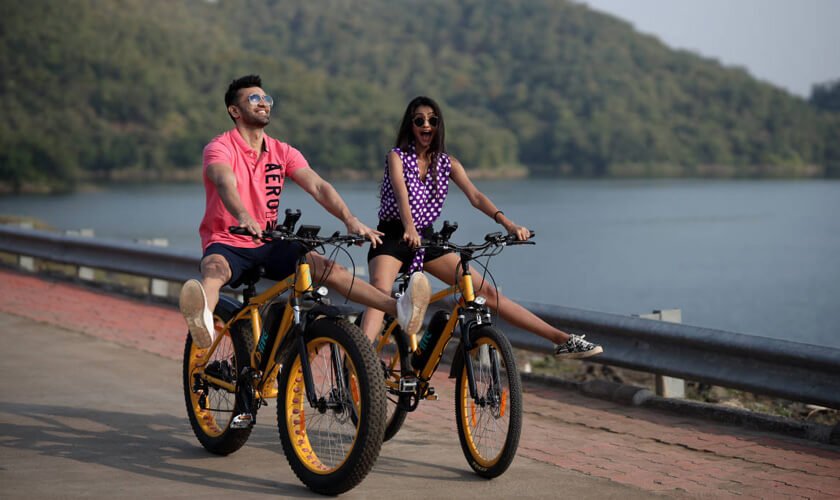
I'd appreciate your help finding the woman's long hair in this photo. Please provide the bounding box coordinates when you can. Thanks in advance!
[394,96,447,176]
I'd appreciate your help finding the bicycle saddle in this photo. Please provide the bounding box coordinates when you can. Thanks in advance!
[229,265,265,289]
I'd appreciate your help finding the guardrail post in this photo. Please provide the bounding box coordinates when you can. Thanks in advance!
[16,222,36,271]
[65,229,96,280]
[639,309,686,398]
[137,238,170,298]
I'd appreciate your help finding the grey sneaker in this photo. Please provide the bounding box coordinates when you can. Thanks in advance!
[395,272,431,337]
[554,334,603,359]
[179,279,216,349]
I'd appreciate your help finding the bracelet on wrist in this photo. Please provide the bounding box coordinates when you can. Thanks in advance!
[493,210,504,223]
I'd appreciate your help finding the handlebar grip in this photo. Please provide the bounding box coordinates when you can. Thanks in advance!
[229,226,251,236]
[529,230,536,238]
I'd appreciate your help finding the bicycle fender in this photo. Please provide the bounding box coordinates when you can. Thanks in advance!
[449,316,483,378]
[447,323,483,379]
[305,303,342,321]
[448,340,465,379]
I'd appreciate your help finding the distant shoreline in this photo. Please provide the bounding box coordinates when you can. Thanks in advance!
[1,163,832,195]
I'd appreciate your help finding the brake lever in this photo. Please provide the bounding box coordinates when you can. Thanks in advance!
[484,231,504,242]
[346,233,366,246]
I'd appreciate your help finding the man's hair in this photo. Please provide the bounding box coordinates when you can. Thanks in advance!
[225,74,262,108]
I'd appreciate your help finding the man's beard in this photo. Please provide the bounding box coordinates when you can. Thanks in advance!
[242,111,270,127]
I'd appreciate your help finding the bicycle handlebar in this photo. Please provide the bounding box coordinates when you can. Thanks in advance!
[228,209,367,248]
[229,225,367,246]
[419,220,535,255]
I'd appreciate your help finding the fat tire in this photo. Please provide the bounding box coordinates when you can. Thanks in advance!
[356,313,410,442]
[182,306,255,455]
[378,318,411,441]
[277,317,386,495]
[454,325,522,478]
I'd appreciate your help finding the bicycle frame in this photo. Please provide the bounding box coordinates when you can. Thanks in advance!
[184,210,389,494]
[369,224,526,478]
[376,251,491,402]
[196,257,326,408]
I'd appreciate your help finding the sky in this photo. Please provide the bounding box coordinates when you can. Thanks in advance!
[577,0,840,98]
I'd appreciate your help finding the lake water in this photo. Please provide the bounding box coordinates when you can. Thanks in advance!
[2,178,839,349]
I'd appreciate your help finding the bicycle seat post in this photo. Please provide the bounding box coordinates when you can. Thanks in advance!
[243,283,256,303]
[242,266,265,303]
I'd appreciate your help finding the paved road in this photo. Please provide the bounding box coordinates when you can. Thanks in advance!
[0,312,652,499]
[1,269,839,498]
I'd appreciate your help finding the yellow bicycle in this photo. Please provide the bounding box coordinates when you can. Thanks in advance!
[361,221,528,478]
[183,209,385,495]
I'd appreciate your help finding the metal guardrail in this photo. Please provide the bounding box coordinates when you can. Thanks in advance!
[0,224,198,282]
[2,224,839,409]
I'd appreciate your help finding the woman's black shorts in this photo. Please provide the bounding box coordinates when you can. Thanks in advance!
[367,219,453,274]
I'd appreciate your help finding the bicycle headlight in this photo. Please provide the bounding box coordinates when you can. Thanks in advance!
[474,296,487,306]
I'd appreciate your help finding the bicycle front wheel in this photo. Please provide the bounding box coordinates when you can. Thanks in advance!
[277,317,386,495]
[454,325,522,478]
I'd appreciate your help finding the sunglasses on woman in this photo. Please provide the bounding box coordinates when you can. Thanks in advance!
[246,93,274,107]
[412,115,439,128]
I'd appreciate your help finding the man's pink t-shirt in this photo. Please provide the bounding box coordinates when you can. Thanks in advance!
[199,128,309,250]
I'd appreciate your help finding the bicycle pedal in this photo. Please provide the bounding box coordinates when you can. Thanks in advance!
[399,376,418,394]
[424,387,438,401]
[230,413,255,429]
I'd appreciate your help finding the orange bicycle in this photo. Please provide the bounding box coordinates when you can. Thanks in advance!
[360,221,529,478]
[183,209,385,495]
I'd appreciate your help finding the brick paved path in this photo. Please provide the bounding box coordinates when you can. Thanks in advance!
[2,268,838,498]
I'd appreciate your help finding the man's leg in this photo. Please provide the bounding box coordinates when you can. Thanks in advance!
[179,254,231,348]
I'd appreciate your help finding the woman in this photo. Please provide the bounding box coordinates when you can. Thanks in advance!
[361,96,602,359]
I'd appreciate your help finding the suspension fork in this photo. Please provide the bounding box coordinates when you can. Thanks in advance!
[290,296,320,408]
[329,342,348,398]
[288,259,323,408]
[457,250,482,400]
[460,316,480,400]
[488,344,502,403]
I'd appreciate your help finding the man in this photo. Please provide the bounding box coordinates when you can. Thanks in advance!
[179,74,429,349]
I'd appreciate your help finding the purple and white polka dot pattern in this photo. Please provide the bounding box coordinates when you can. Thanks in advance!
[378,142,452,273]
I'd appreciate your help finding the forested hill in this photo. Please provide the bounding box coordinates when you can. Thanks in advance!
[2,0,839,193]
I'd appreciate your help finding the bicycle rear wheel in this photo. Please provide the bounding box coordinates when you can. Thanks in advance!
[183,307,254,455]
[356,313,410,442]
[277,317,386,495]
[454,325,522,478]
[373,316,412,441]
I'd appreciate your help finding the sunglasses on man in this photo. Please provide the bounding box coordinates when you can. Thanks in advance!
[412,115,439,128]
[246,93,274,107]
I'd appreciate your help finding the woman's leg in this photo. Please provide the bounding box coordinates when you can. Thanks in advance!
[306,251,430,337]
[305,252,393,313]
[423,253,571,344]
[360,255,404,342]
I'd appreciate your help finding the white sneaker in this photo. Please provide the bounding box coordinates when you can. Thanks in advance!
[396,272,431,337]
[180,279,216,349]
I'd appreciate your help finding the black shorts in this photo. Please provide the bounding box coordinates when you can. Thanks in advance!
[367,220,453,274]
[204,240,304,287]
